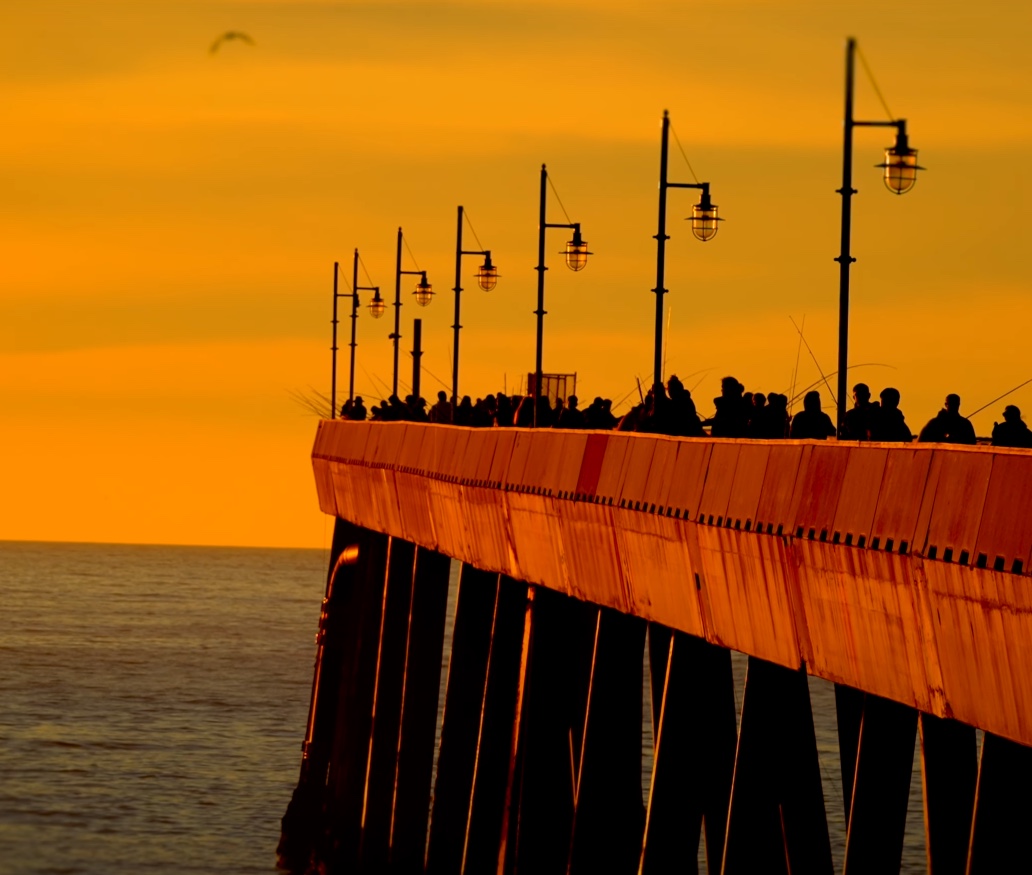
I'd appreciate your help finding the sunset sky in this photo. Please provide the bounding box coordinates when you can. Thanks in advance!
[2,0,1029,548]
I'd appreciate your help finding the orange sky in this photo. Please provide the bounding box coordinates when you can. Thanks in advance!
[1,0,1029,548]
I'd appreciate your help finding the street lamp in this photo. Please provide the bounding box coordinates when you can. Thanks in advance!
[535,163,590,426]
[348,248,380,407]
[390,226,434,397]
[652,111,722,394]
[835,37,923,433]
[452,205,498,418]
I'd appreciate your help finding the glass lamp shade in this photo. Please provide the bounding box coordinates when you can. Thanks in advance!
[562,228,592,271]
[368,294,386,318]
[476,258,498,291]
[414,277,434,307]
[879,146,921,194]
[563,240,590,271]
[690,201,722,242]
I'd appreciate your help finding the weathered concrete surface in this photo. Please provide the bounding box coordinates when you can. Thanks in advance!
[312,420,1032,746]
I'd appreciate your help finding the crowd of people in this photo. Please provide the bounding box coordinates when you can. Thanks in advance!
[338,377,1032,449]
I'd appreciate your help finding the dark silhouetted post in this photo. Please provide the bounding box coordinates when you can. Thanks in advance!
[393,227,433,398]
[393,227,404,398]
[652,110,722,395]
[534,163,590,426]
[348,248,381,405]
[331,261,339,418]
[452,206,497,421]
[836,36,923,433]
[411,318,422,401]
[350,249,360,404]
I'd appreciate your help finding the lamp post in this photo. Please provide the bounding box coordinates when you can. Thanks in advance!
[330,261,342,418]
[535,163,590,426]
[836,36,923,433]
[653,110,722,396]
[390,227,433,398]
[452,205,498,419]
[345,247,382,407]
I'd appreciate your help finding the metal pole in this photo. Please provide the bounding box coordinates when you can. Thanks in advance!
[653,111,670,396]
[412,318,422,401]
[534,163,548,427]
[350,248,359,403]
[836,37,857,435]
[331,260,339,418]
[393,227,403,398]
[452,206,463,422]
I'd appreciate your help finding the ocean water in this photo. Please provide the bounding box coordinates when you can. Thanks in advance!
[1,541,929,874]
[0,541,327,875]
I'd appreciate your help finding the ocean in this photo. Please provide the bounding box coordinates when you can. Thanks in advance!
[0,541,929,874]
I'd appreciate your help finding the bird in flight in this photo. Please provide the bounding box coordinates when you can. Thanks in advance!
[210,31,255,54]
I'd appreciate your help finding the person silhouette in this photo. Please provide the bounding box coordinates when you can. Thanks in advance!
[918,394,976,444]
[790,390,836,439]
[870,388,912,442]
[842,383,880,441]
[991,405,1032,448]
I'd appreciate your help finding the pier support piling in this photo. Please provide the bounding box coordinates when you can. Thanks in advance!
[639,627,736,875]
[388,547,452,874]
[919,713,976,875]
[461,576,530,874]
[358,537,417,869]
[426,565,501,875]
[842,694,918,875]
[567,607,647,875]
[965,732,1032,874]
[722,657,832,875]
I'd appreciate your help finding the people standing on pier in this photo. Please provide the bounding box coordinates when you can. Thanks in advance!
[556,395,586,429]
[842,383,880,440]
[429,390,451,423]
[348,396,368,421]
[585,396,617,430]
[869,388,912,442]
[790,391,836,440]
[708,376,750,437]
[918,394,976,444]
[760,392,790,438]
[991,405,1032,448]
[667,375,704,437]
[495,393,515,427]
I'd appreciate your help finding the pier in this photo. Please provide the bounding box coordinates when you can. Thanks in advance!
[281,419,1032,874]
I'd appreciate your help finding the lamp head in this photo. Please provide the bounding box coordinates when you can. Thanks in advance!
[878,126,924,195]
[413,272,434,306]
[475,253,498,291]
[689,188,722,241]
[562,226,591,271]
[368,289,385,318]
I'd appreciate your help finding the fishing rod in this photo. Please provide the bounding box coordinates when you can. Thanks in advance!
[789,316,837,408]
[967,378,1032,420]
[789,314,805,416]
[786,363,896,407]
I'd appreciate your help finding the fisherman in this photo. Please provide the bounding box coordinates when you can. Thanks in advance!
[790,391,836,440]
[991,405,1032,448]
[841,382,880,441]
[869,388,912,442]
[918,394,976,444]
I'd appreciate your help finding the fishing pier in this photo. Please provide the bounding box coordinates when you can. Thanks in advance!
[281,419,1032,874]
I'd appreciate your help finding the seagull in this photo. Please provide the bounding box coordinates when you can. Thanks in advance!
[210,31,255,54]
